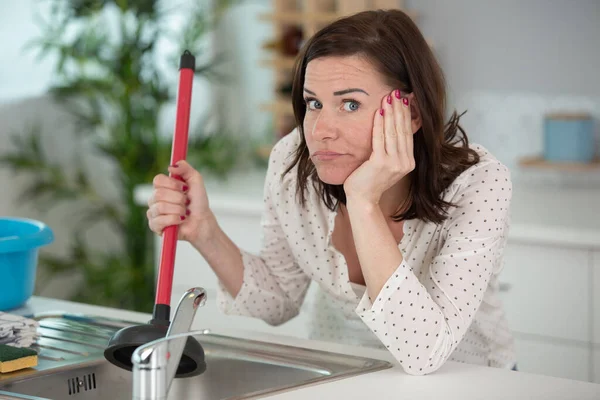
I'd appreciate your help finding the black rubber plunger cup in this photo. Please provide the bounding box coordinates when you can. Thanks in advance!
[104,50,206,378]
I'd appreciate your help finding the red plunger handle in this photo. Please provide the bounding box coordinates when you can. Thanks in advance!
[155,50,195,307]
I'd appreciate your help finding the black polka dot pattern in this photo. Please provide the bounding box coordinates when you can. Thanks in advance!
[216,130,516,375]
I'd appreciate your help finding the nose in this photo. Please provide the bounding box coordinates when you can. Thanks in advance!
[309,110,338,141]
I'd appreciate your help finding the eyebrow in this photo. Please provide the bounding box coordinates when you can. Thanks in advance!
[303,88,369,96]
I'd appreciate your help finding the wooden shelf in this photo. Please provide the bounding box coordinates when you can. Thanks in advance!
[260,98,294,115]
[259,10,418,24]
[519,156,600,172]
[254,144,274,162]
[259,56,297,70]
[259,11,339,24]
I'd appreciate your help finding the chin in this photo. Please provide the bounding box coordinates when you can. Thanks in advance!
[314,165,352,186]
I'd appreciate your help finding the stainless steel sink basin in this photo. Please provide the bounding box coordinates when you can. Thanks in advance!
[0,313,392,399]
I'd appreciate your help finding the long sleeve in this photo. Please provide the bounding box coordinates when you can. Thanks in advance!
[217,135,311,326]
[355,159,512,375]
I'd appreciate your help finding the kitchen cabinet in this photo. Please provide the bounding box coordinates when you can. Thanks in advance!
[593,251,600,345]
[513,336,591,382]
[593,250,600,384]
[498,242,596,382]
[594,349,600,384]
[494,241,596,382]
[498,242,590,342]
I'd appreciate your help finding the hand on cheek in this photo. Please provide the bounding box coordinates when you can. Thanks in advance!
[343,89,415,205]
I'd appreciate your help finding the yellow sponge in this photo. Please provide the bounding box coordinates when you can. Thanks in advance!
[0,344,38,373]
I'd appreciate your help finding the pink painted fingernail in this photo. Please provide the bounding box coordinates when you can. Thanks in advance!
[186,209,191,216]
[180,215,186,221]
[182,185,189,192]
[402,97,409,106]
[379,108,384,116]
[386,95,392,104]
[395,89,401,99]
[186,198,191,206]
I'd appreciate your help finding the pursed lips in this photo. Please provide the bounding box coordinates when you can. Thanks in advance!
[312,151,345,160]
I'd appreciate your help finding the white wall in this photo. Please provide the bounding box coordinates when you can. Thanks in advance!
[408,0,600,98]
[0,1,55,104]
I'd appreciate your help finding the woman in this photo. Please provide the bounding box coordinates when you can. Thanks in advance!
[147,9,516,375]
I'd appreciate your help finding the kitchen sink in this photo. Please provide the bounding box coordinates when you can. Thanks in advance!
[0,313,392,399]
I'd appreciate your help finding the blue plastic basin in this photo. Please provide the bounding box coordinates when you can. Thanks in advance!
[0,218,54,310]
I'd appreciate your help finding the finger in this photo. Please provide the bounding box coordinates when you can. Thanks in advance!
[168,160,202,186]
[403,94,415,161]
[402,93,413,135]
[147,209,164,236]
[152,188,188,207]
[153,173,188,194]
[149,214,186,234]
[392,89,408,155]
[383,93,397,155]
[372,106,385,155]
[149,201,188,220]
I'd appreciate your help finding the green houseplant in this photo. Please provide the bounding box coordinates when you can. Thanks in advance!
[0,0,247,312]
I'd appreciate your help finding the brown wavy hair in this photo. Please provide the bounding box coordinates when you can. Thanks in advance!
[283,9,479,224]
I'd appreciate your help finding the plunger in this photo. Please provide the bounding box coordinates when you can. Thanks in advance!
[104,50,206,378]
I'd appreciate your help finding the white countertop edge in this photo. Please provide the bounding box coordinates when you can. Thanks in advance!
[509,224,600,249]
[10,296,600,400]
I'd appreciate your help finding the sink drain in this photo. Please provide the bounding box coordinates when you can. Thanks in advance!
[68,373,97,395]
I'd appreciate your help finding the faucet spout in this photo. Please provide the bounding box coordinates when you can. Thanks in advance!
[165,287,206,389]
[131,287,207,400]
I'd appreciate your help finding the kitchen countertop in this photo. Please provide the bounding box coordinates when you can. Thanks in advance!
[9,296,600,400]
[134,169,600,249]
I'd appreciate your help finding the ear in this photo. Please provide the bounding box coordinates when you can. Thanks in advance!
[407,93,422,134]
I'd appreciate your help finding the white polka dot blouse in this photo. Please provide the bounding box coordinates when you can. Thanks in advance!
[217,129,516,375]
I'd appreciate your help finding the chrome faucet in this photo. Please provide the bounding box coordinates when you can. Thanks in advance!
[131,287,207,400]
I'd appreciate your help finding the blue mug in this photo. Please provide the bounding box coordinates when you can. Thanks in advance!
[543,113,595,163]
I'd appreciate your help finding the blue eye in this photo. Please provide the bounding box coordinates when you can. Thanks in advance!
[343,101,360,112]
[306,99,322,110]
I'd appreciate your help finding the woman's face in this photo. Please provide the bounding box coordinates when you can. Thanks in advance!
[303,55,392,185]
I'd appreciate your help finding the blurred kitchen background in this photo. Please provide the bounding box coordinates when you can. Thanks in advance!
[1,0,599,385]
